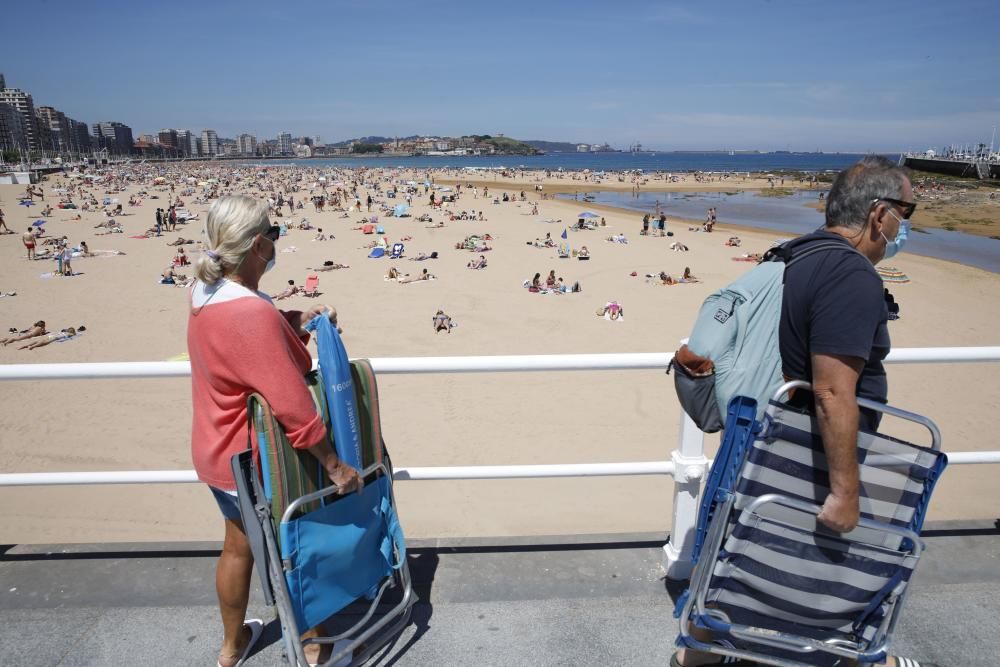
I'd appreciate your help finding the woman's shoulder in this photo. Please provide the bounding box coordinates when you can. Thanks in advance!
[191,280,274,312]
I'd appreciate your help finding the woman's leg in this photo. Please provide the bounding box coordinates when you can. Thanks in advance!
[216,518,254,666]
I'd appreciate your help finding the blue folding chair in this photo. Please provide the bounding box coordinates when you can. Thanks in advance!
[676,381,948,666]
[232,363,413,666]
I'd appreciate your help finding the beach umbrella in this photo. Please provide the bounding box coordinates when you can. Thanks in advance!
[578,212,599,219]
[561,229,568,239]
[19,200,34,206]
[32,219,45,226]
[394,204,409,217]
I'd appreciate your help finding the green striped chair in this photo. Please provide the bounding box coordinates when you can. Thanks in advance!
[247,359,389,538]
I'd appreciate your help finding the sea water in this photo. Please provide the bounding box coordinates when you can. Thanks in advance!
[558,189,1000,274]
[244,151,880,173]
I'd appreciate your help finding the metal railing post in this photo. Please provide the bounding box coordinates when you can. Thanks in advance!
[663,410,708,580]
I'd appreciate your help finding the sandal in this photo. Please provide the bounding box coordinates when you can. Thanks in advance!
[217,618,263,667]
[670,652,758,666]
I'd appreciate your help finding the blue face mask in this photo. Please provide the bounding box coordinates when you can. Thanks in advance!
[881,211,911,259]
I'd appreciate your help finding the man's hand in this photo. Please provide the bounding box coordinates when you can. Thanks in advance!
[324,458,363,494]
[817,491,860,532]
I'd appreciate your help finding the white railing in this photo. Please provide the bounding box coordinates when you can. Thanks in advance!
[2,346,999,579]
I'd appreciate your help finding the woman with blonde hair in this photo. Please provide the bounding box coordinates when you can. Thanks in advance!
[187,195,360,667]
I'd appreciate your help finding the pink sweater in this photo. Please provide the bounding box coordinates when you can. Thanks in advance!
[187,280,327,490]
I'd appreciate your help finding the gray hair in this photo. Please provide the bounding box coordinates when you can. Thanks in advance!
[193,196,271,284]
[825,155,910,230]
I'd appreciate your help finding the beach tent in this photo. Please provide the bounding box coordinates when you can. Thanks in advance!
[393,204,409,217]
[368,247,385,259]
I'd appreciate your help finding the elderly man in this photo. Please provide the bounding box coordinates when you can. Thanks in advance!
[675,156,928,667]
[780,155,911,535]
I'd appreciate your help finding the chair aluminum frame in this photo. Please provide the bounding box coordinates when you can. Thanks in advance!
[233,453,414,667]
[676,381,942,667]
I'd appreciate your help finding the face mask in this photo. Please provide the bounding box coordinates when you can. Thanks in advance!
[881,211,911,259]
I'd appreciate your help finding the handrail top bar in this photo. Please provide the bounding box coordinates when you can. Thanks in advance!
[0,347,998,381]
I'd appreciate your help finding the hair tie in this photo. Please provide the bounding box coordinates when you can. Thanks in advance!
[205,250,221,262]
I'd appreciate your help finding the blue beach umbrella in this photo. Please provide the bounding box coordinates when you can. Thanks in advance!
[32,219,45,227]
[578,211,599,219]
[393,204,409,217]
[561,228,568,239]
[19,200,34,206]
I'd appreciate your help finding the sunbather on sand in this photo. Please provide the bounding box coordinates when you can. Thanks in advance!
[467,255,487,270]
[271,279,300,300]
[166,237,195,246]
[409,251,438,261]
[386,266,402,280]
[400,268,434,284]
[578,245,591,259]
[670,241,689,252]
[725,236,741,247]
[596,302,624,320]
[308,260,350,272]
[432,310,453,334]
[1,320,46,346]
[20,326,85,350]
[681,267,699,283]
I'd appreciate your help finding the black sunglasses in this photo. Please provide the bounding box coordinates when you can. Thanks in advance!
[262,225,280,242]
[872,197,916,219]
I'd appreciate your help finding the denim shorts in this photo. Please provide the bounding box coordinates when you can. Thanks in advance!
[209,486,242,521]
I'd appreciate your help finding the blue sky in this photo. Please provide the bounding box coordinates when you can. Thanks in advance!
[2,0,998,151]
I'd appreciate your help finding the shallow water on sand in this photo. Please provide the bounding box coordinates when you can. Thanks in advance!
[558,190,1000,273]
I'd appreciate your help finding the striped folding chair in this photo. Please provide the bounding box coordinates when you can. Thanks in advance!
[232,360,412,667]
[676,381,948,667]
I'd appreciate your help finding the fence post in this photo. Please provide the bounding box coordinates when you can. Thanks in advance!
[663,410,707,580]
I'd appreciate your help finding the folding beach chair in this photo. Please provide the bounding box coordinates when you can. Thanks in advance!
[303,274,319,297]
[675,381,947,667]
[232,359,413,667]
[389,243,405,260]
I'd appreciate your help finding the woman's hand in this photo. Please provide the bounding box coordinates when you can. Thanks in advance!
[303,304,335,322]
[325,458,363,494]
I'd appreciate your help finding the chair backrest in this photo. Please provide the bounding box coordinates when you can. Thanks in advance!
[304,275,319,292]
[248,361,389,529]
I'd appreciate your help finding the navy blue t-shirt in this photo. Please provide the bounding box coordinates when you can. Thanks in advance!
[779,231,890,425]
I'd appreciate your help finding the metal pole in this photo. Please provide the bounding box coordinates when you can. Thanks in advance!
[0,461,676,487]
[662,410,707,579]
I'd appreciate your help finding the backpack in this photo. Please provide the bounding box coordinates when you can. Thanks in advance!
[668,239,861,432]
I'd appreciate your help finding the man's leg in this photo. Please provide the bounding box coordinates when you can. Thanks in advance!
[216,518,254,667]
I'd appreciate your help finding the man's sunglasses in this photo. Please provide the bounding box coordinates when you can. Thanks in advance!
[872,197,916,219]
[262,225,281,242]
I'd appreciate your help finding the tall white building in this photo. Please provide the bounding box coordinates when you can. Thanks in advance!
[0,86,37,150]
[277,132,292,155]
[237,133,257,155]
[201,129,219,156]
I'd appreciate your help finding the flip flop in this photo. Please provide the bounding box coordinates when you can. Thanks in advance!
[218,618,263,667]
[308,638,354,667]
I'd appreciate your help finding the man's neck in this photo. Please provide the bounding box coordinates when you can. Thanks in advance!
[823,226,878,264]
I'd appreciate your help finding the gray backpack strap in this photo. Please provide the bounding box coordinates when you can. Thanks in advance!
[785,240,863,268]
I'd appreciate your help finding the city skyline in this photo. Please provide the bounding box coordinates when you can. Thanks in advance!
[2,0,998,152]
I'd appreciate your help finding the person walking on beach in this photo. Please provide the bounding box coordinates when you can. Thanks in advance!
[155,208,163,236]
[187,196,361,667]
[22,227,36,260]
[674,156,929,667]
[0,207,8,234]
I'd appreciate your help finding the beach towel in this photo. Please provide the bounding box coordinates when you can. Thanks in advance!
[128,235,149,239]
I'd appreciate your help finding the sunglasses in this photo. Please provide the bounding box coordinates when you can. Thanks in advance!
[872,197,917,219]
[262,225,281,242]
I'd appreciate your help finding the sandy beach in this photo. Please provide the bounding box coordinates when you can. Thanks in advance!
[1,165,998,545]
